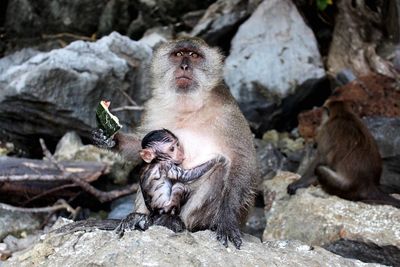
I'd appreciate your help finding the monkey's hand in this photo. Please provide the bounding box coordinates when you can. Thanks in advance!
[115,212,152,237]
[287,174,317,195]
[91,128,116,149]
[287,182,299,195]
[215,154,228,165]
[212,218,242,249]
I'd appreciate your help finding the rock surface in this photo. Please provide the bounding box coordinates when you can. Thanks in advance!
[0,32,152,155]
[263,172,400,266]
[5,0,106,37]
[224,0,325,124]
[327,0,398,79]
[191,0,261,51]
[363,117,400,191]
[5,225,381,267]
[0,210,43,240]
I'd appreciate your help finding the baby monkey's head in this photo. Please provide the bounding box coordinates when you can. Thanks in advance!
[140,129,184,164]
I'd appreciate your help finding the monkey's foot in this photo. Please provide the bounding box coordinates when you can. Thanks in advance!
[91,128,116,149]
[212,222,242,249]
[115,213,152,237]
[153,214,185,232]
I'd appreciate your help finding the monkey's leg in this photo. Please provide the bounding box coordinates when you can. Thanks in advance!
[162,183,189,214]
[315,165,352,191]
[113,132,141,162]
[92,130,141,162]
[209,160,246,249]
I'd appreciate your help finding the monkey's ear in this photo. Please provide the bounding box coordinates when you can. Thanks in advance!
[140,149,155,163]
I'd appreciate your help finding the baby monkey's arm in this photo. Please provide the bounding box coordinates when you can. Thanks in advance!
[167,155,227,182]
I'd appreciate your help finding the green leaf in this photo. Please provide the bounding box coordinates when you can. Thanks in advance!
[316,0,328,10]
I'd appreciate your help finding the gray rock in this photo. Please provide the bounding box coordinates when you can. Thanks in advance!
[0,210,43,240]
[364,117,400,191]
[242,207,266,239]
[5,226,380,267]
[5,0,106,37]
[53,131,83,160]
[224,0,325,116]
[255,139,286,179]
[139,26,174,48]
[0,32,152,154]
[97,0,131,37]
[108,194,135,220]
[191,0,261,50]
[263,172,400,266]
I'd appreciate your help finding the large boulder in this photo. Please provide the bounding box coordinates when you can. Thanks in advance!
[327,0,398,79]
[224,0,325,129]
[5,225,380,266]
[263,172,400,266]
[190,0,262,52]
[0,32,152,155]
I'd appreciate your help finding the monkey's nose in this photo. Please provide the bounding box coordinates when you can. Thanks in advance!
[181,64,188,70]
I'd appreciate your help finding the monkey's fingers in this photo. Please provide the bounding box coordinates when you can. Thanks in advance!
[91,129,116,149]
[215,224,242,249]
[228,230,242,249]
[216,231,228,248]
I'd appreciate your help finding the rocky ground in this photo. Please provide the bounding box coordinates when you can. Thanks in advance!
[0,0,400,266]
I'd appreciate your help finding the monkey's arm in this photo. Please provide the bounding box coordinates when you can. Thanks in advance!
[168,156,226,182]
[287,149,321,195]
[92,130,141,162]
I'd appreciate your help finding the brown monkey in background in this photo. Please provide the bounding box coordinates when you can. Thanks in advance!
[287,100,400,208]
[93,37,258,248]
[139,128,226,216]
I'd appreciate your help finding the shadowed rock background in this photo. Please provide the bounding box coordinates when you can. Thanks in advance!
[0,0,399,266]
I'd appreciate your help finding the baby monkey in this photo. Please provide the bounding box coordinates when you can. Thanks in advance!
[140,129,226,215]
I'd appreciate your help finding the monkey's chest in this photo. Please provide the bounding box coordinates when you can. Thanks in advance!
[174,129,223,169]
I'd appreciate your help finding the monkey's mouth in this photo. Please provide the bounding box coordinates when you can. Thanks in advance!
[176,76,192,88]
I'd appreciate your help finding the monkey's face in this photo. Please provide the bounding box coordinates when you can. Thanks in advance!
[170,45,202,90]
[151,38,224,94]
[164,140,185,165]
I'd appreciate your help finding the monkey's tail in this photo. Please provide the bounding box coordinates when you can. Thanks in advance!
[362,189,400,209]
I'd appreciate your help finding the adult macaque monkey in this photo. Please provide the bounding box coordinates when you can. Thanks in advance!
[288,100,400,208]
[93,37,258,248]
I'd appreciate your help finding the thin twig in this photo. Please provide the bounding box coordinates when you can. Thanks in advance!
[116,87,140,106]
[41,33,96,42]
[111,106,144,112]
[0,199,78,215]
[22,184,78,206]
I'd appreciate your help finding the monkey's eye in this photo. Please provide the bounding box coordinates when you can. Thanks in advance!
[176,142,180,147]
[170,146,175,152]
[189,52,199,58]
[175,52,183,57]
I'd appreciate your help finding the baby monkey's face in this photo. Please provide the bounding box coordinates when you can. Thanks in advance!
[163,139,185,165]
